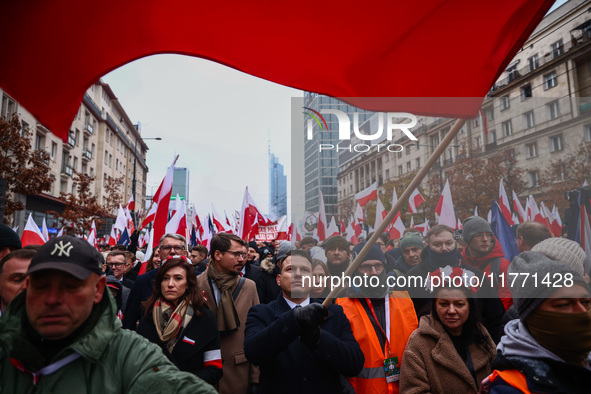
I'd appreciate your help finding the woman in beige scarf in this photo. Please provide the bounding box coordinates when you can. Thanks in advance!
[137,257,223,387]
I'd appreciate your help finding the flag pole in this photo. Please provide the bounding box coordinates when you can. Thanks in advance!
[323,118,467,306]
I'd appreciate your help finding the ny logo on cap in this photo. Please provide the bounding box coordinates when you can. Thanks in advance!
[51,241,74,257]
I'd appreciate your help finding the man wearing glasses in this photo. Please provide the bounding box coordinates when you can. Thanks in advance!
[106,251,134,289]
[461,215,513,310]
[122,233,187,330]
[197,233,259,394]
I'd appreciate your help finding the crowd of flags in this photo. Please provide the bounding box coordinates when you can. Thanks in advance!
[15,155,591,274]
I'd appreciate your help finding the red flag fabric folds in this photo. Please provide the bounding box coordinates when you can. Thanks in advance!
[0,0,553,140]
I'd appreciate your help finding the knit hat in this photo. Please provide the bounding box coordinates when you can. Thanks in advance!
[462,216,492,244]
[509,251,587,321]
[400,233,424,251]
[352,241,386,265]
[248,241,259,253]
[323,235,349,252]
[531,238,586,276]
[0,223,22,250]
[276,241,295,260]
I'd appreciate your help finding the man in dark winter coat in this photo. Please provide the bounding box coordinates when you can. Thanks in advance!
[245,250,364,394]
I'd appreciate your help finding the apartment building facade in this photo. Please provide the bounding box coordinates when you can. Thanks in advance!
[1,80,148,236]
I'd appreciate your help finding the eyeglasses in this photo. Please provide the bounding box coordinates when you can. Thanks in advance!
[160,245,186,252]
[358,263,384,274]
[224,250,247,258]
[107,263,125,267]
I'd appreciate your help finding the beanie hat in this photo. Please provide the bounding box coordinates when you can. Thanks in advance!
[323,235,349,252]
[0,223,22,250]
[462,216,492,244]
[400,233,424,251]
[509,251,587,321]
[276,241,295,261]
[352,241,386,265]
[531,238,585,276]
[248,241,259,253]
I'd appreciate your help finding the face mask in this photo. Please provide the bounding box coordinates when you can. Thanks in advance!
[526,308,591,366]
[427,247,459,269]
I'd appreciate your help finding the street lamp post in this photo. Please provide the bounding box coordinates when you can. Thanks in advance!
[132,136,161,225]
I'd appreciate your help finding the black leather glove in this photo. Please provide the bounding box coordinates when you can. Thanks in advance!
[293,303,328,332]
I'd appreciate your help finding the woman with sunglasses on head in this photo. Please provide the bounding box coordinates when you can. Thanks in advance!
[137,256,223,387]
[400,272,496,394]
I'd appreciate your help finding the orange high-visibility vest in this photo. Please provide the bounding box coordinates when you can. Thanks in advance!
[337,292,418,394]
[489,370,531,393]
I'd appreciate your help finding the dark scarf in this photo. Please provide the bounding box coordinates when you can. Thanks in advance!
[423,247,460,272]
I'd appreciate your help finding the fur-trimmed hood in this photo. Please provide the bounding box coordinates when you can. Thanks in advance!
[259,257,276,274]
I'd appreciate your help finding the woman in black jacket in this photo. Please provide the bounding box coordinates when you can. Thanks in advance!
[137,256,222,386]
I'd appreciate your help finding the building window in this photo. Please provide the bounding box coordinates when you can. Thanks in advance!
[415,158,420,168]
[547,100,560,120]
[520,84,532,100]
[487,108,495,120]
[585,125,591,142]
[1,94,17,119]
[524,111,535,128]
[508,148,515,158]
[549,134,563,152]
[51,142,57,160]
[543,71,557,90]
[526,142,537,158]
[385,169,390,180]
[528,54,539,71]
[398,165,403,176]
[473,117,480,127]
[502,120,513,136]
[397,151,402,159]
[490,130,497,144]
[528,171,539,187]
[405,146,410,155]
[501,96,510,110]
[551,39,563,58]
[406,162,411,172]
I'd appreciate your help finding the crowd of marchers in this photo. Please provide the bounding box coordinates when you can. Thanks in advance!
[0,216,590,393]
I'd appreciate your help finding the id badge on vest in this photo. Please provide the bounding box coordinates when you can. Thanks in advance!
[384,356,400,383]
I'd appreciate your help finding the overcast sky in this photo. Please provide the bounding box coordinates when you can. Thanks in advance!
[103,54,301,220]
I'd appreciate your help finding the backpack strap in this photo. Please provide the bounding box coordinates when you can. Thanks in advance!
[232,277,246,301]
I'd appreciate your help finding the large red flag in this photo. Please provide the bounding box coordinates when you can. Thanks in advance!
[0,1,553,141]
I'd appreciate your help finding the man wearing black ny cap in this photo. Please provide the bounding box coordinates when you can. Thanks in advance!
[0,236,215,393]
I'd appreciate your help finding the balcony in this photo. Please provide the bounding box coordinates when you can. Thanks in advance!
[84,123,94,135]
[61,164,73,177]
[82,149,93,161]
[66,133,76,148]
